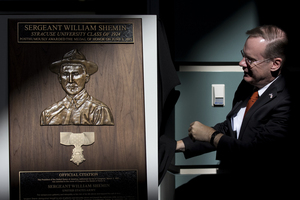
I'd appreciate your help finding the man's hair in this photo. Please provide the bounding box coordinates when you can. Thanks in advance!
[246,25,288,65]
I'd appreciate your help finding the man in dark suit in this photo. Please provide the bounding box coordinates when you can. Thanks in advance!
[175,26,297,199]
[176,25,292,196]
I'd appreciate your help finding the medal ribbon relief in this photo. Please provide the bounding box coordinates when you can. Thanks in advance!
[60,132,95,165]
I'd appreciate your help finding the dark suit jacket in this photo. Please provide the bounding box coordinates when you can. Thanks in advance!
[182,75,292,173]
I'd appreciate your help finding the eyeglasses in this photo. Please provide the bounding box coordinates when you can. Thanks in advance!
[241,50,272,67]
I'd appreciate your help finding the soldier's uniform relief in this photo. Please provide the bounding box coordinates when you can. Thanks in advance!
[40,49,114,126]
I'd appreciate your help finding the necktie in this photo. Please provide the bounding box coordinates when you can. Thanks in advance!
[244,91,259,116]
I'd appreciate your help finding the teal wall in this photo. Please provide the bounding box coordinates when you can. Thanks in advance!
[174,1,259,62]
[175,71,244,165]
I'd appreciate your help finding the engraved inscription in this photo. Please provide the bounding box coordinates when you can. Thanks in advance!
[18,22,134,43]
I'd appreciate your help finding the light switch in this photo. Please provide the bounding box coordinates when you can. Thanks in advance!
[212,84,225,106]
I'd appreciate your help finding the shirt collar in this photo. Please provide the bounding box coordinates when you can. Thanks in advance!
[64,89,89,108]
[258,75,280,97]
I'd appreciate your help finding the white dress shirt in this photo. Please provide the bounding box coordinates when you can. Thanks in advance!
[231,76,279,138]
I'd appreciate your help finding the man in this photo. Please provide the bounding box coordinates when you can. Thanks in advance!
[176,25,291,173]
[41,49,114,126]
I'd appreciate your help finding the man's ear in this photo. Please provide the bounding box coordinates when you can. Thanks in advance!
[85,74,90,83]
[58,74,62,83]
[270,57,282,72]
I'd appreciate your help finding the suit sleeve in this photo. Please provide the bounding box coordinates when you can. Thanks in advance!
[181,80,248,159]
[182,136,216,159]
[182,118,231,159]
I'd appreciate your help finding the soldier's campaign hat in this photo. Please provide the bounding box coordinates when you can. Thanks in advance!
[50,49,98,75]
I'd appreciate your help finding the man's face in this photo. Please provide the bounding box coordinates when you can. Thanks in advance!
[239,37,274,89]
[59,63,90,96]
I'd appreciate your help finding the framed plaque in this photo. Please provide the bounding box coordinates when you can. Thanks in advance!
[7,16,157,200]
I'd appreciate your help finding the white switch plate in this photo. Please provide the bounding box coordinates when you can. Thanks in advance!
[212,84,225,106]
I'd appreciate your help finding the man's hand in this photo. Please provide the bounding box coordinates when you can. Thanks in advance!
[176,140,185,152]
[188,121,215,142]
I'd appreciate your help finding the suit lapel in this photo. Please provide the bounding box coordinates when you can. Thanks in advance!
[225,82,251,138]
[224,98,248,138]
[227,99,247,118]
[238,76,285,140]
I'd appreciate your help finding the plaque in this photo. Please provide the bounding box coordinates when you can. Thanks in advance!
[20,170,137,200]
[18,22,134,43]
[9,18,147,200]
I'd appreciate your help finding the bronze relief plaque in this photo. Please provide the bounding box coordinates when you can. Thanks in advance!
[40,49,114,126]
[9,18,146,200]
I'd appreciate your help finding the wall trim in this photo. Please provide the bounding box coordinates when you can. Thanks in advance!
[180,65,243,72]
